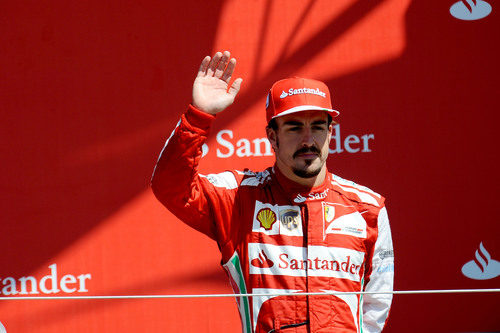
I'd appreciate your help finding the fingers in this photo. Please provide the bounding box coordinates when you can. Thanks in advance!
[206,52,223,76]
[214,51,230,78]
[221,58,236,83]
[197,56,211,77]
[228,77,243,97]
[202,51,236,79]
[197,51,240,91]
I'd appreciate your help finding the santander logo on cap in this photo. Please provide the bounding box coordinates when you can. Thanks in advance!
[280,88,326,99]
[266,77,339,123]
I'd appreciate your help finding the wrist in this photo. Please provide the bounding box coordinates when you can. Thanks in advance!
[185,104,216,130]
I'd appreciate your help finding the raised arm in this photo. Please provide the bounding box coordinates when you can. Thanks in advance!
[151,51,243,240]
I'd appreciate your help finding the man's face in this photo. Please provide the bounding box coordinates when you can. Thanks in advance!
[267,110,332,181]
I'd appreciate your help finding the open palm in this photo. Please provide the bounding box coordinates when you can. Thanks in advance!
[192,51,243,115]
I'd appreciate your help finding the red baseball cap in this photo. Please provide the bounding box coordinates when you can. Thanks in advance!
[265,77,339,123]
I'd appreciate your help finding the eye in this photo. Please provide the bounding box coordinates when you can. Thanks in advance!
[287,126,301,132]
[312,125,326,131]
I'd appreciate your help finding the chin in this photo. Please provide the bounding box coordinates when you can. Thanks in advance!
[292,166,322,179]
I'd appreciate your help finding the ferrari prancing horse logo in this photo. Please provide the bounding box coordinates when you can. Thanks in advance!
[322,202,367,240]
[324,205,335,223]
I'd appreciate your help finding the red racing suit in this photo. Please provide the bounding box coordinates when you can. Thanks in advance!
[151,105,394,333]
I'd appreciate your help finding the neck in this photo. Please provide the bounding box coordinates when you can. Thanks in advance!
[275,161,327,188]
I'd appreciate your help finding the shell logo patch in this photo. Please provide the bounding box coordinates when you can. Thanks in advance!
[252,201,303,236]
[257,208,277,230]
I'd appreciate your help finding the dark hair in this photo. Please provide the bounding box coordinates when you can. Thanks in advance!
[267,118,278,130]
[266,114,333,130]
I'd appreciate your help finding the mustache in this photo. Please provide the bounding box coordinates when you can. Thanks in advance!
[293,146,321,158]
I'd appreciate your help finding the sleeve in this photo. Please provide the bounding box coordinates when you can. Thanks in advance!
[362,206,394,332]
[150,104,240,243]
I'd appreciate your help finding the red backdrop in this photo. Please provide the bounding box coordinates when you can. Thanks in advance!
[1,0,499,332]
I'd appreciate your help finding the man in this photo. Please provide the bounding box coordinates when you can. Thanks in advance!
[151,51,394,332]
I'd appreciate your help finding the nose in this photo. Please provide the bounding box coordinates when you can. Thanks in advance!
[301,128,314,146]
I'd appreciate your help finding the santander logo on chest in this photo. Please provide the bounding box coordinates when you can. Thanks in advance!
[293,188,329,203]
[248,243,364,282]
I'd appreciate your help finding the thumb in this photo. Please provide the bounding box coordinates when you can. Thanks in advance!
[228,77,243,98]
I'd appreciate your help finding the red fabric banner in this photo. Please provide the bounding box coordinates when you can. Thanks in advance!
[1,0,498,331]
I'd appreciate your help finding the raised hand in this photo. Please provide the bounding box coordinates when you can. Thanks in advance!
[192,51,243,115]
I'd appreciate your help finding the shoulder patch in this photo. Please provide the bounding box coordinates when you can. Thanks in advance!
[331,174,383,207]
[241,169,271,187]
[200,171,238,189]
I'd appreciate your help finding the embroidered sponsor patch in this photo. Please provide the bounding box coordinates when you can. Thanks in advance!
[280,209,300,231]
[377,263,394,273]
[379,250,394,260]
[324,204,335,223]
[250,250,274,268]
[280,87,326,99]
[322,202,367,239]
[256,208,277,230]
[248,243,364,282]
[252,201,303,236]
[293,188,329,203]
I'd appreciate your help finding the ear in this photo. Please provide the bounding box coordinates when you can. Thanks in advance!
[266,127,278,151]
[327,122,333,143]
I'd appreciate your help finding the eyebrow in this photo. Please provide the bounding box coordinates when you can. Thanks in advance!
[283,120,327,126]
[283,120,303,126]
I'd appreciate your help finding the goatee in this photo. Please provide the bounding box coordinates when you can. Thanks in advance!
[292,165,322,178]
[292,146,322,178]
